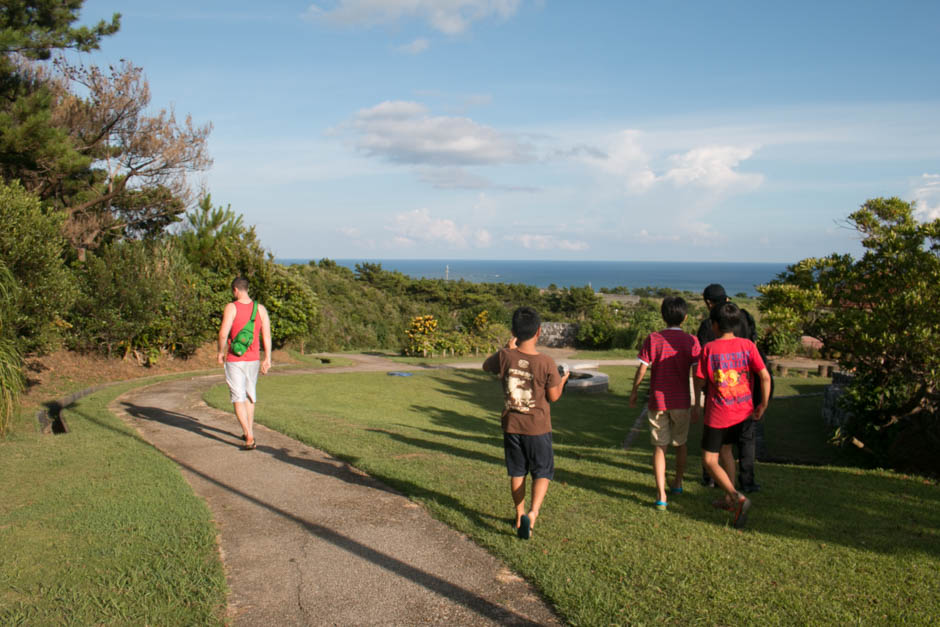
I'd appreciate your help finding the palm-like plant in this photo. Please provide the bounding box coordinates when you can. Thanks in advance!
[0,261,24,436]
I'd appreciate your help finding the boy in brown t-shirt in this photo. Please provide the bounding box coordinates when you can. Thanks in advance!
[483,306,569,539]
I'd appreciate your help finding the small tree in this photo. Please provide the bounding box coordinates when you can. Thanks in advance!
[759,198,940,471]
[404,315,438,357]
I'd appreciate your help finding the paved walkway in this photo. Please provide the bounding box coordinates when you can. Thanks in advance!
[108,354,563,626]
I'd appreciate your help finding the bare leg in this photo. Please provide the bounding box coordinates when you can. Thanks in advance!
[527,478,550,528]
[719,445,736,490]
[510,476,526,528]
[673,443,687,490]
[703,447,737,499]
[653,445,668,503]
[233,400,255,443]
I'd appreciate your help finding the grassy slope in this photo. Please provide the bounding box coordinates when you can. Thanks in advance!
[0,379,227,625]
[205,367,939,625]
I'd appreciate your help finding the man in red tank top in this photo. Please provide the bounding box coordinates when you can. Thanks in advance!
[217,277,272,449]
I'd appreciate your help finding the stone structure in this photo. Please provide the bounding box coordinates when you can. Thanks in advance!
[538,322,577,348]
[822,371,854,428]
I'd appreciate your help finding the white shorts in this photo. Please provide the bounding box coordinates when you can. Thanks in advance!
[224,360,260,403]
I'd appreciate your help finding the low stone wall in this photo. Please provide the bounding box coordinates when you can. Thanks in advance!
[538,322,577,348]
[822,371,854,428]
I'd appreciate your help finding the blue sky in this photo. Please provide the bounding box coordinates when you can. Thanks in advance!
[72,0,940,262]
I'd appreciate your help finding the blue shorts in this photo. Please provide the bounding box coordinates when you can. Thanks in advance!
[504,432,554,480]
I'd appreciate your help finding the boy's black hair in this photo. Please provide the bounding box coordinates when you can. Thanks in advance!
[660,295,688,327]
[232,276,250,292]
[511,306,541,342]
[710,302,742,334]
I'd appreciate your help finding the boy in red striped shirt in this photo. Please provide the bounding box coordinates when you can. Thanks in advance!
[630,296,701,509]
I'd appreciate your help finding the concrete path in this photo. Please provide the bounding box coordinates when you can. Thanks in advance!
[108,354,562,626]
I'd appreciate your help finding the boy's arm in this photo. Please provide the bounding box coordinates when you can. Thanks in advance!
[691,374,705,423]
[546,372,570,403]
[482,351,500,374]
[483,337,516,374]
[752,368,771,420]
[629,363,648,407]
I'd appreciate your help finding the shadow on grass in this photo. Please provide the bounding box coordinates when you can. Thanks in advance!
[417,370,940,557]
[371,407,649,503]
[118,401,397,493]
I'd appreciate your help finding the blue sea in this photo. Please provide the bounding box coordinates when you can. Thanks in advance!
[278,259,789,297]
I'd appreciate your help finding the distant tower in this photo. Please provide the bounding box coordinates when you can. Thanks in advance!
[445,264,449,281]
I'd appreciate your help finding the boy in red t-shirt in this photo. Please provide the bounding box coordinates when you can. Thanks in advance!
[630,296,701,510]
[693,302,771,528]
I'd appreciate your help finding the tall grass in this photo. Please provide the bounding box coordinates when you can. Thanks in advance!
[0,262,23,436]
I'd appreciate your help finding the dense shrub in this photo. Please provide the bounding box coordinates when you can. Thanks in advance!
[759,198,940,473]
[252,264,318,349]
[69,240,216,363]
[0,181,75,353]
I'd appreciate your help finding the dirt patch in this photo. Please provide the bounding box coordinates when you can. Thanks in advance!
[20,343,300,409]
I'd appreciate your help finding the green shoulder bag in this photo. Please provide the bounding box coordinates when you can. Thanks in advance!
[230,301,258,357]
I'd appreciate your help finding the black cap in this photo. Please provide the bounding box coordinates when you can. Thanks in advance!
[702,283,727,303]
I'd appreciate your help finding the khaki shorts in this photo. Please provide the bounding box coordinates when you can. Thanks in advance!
[225,360,259,403]
[648,408,691,447]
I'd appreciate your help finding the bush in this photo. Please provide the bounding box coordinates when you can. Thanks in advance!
[759,198,940,472]
[69,240,216,363]
[0,181,75,353]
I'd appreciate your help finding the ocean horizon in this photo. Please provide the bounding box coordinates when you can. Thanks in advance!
[279,258,790,297]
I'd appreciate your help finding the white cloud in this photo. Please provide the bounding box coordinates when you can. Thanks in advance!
[507,233,589,251]
[632,229,681,244]
[350,100,535,166]
[662,146,763,190]
[417,166,538,191]
[304,0,523,34]
[912,173,940,221]
[338,226,361,237]
[397,38,430,54]
[388,208,492,248]
[576,130,763,193]
[588,130,657,192]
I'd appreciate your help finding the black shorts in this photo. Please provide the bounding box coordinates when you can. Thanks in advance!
[504,432,554,480]
[701,419,752,454]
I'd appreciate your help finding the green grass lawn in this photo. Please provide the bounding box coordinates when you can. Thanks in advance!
[1,380,227,625]
[283,350,356,368]
[566,348,639,360]
[205,367,939,625]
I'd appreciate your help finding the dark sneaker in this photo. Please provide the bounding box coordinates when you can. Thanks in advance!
[701,476,716,488]
[712,498,734,511]
[742,483,761,494]
[733,495,752,529]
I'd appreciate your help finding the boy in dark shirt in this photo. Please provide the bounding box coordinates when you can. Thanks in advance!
[483,307,570,539]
